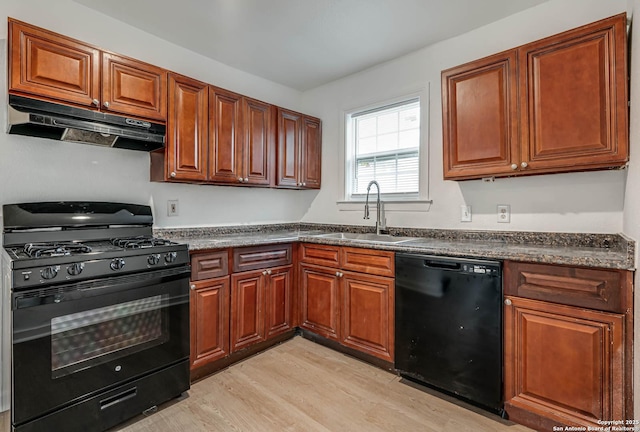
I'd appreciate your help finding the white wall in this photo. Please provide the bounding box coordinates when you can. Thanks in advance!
[625,0,640,419]
[0,0,317,228]
[300,0,628,233]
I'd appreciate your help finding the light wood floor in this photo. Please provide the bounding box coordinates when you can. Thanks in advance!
[1,337,533,432]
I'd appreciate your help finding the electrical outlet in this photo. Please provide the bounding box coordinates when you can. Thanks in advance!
[167,200,179,217]
[460,205,472,222]
[497,204,510,223]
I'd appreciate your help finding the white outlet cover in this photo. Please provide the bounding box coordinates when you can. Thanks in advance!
[497,204,510,223]
[167,200,179,217]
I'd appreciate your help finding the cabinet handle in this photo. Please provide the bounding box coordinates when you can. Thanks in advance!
[521,161,528,168]
[510,164,518,170]
[92,99,100,107]
[170,172,177,178]
[190,284,196,290]
[103,101,110,108]
[504,298,512,306]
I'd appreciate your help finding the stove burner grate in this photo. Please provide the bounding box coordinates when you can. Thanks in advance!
[24,242,92,258]
[110,236,172,249]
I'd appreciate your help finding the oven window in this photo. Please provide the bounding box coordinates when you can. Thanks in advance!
[50,294,169,378]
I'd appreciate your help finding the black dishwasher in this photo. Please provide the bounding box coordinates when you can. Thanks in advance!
[395,253,503,415]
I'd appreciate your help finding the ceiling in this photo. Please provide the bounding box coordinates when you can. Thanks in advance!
[73,0,549,91]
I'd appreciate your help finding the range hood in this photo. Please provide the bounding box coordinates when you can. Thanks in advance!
[7,95,166,151]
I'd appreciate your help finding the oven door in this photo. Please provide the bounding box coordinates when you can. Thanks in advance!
[11,266,190,427]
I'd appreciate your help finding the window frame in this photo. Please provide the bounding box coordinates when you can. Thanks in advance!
[342,91,430,206]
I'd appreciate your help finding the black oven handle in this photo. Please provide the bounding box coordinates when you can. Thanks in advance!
[13,266,190,310]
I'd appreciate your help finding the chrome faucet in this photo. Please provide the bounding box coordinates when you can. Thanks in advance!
[364,180,386,235]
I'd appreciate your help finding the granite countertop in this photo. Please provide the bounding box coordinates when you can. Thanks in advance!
[155,223,635,270]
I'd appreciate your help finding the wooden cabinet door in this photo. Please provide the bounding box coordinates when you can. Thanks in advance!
[8,19,100,108]
[166,73,208,181]
[101,52,167,121]
[441,50,519,180]
[243,98,274,186]
[276,108,301,188]
[231,270,265,352]
[209,87,244,183]
[504,296,625,429]
[299,264,340,341]
[264,265,293,339]
[301,116,322,189]
[341,272,394,362]
[190,277,230,369]
[518,14,627,173]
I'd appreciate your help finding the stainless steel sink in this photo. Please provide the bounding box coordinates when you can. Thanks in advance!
[315,232,415,243]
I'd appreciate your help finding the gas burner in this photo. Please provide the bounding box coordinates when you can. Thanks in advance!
[110,236,172,249]
[24,242,92,258]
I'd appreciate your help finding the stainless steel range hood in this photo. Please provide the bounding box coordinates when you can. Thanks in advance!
[7,95,166,151]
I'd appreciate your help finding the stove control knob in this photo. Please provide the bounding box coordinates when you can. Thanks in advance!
[110,258,126,271]
[67,263,85,276]
[148,254,161,265]
[165,252,178,264]
[41,266,59,280]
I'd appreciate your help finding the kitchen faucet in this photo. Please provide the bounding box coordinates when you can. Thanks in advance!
[364,180,386,235]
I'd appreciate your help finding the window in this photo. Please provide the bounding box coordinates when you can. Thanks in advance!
[346,98,420,200]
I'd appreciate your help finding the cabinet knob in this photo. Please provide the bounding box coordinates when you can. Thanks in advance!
[302,182,306,186]
[170,172,177,178]
[244,178,249,183]
[238,177,244,182]
[190,284,196,290]
[262,270,268,275]
[521,161,528,168]
[335,271,340,277]
[103,101,110,108]
[504,298,512,306]
[510,164,518,170]
[267,269,272,275]
[92,99,100,107]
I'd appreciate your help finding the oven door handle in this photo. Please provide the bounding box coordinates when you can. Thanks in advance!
[13,266,190,310]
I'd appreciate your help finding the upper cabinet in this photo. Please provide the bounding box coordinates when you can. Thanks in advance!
[153,74,277,186]
[8,18,322,189]
[101,52,167,121]
[442,13,628,180]
[276,108,322,189]
[8,19,167,122]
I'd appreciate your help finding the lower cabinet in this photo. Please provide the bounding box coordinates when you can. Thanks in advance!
[299,244,394,362]
[342,272,394,361]
[231,265,293,352]
[504,296,624,428]
[190,276,230,369]
[299,264,341,341]
[503,260,632,430]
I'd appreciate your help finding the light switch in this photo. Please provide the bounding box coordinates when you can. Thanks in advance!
[460,205,472,222]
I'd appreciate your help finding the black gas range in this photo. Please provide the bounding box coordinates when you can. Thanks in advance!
[2,202,191,432]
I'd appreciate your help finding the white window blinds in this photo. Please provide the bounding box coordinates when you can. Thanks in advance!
[350,98,420,196]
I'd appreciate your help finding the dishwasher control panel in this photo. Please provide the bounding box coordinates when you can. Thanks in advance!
[461,264,498,275]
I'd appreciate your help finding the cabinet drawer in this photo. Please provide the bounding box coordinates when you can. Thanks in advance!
[341,247,394,277]
[232,244,292,273]
[191,250,229,280]
[504,261,631,313]
[299,243,340,267]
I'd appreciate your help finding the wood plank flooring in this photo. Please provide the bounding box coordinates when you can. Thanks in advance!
[0,337,532,431]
